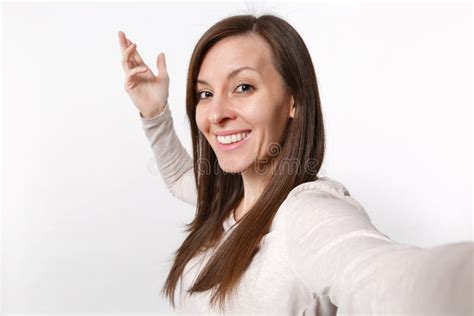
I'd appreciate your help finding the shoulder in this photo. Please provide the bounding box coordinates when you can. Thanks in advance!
[274,176,373,228]
[288,176,352,199]
[272,176,392,251]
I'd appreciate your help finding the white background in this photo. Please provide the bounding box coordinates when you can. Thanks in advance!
[1,0,472,314]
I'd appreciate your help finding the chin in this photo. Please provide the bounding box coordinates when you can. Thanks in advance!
[217,158,251,174]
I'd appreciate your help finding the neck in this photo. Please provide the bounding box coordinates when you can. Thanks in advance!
[233,160,275,221]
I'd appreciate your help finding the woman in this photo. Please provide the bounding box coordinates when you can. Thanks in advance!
[118,14,473,315]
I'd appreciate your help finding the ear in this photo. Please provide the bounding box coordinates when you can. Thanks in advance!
[289,95,295,119]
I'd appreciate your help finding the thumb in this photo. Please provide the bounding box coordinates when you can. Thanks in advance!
[156,52,168,77]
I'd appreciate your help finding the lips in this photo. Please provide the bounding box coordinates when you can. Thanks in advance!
[216,131,251,144]
[214,130,252,151]
[214,129,252,136]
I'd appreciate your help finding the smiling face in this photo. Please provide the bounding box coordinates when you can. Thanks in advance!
[195,34,295,174]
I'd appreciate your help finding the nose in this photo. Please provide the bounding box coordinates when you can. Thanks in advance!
[208,95,236,125]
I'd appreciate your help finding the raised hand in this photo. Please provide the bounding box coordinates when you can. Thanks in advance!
[118,31,169,118]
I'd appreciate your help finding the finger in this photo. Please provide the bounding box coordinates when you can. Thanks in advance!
[127,66,148,78]
[126,41,139,68]
[125,66,148,88]
[119,31,135,71]
[156,52,168,77]
[118,31,128,54]
[126,38,145,66]
[122,43,137,71]
[119,32,136,71]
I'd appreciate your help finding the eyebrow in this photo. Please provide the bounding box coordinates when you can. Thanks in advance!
[197,66,259,86]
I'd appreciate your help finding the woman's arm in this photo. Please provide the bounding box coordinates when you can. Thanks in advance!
[283,189,473,314]
[118,32,197,205]
[140,101,197,206]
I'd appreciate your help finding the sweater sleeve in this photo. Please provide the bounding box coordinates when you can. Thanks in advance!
[283,189,473,315]
[139,102,197,206]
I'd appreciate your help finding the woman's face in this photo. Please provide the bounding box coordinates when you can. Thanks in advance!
[195,34,294,174]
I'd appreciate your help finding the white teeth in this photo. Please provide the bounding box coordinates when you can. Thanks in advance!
[217,131,250,145]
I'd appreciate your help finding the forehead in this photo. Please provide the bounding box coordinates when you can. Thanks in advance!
[198,35,273,79]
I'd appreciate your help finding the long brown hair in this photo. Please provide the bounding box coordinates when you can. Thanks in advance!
[161,13,325,312]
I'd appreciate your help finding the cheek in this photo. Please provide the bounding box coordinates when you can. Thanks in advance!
[251,107,289,142]
[243,103,270,126]
[195,108,207,133]
[245,105,281,129]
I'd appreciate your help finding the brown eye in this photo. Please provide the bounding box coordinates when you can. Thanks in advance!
[235,84,254,94]
[197,91,212,100]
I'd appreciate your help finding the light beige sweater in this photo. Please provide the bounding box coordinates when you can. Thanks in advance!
[139,102,473,315]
